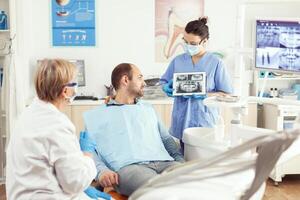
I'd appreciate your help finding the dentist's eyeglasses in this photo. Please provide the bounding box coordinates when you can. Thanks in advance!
[64,82,78,87]
[182,37,203,46]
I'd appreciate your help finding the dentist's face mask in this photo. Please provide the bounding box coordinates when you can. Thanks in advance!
[64,82,78,103]
[182,35,206,56]
[184,43,202,56]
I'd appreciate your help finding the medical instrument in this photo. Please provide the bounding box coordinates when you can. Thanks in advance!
[292,83,300,100]
[74,96,98,101]
[143,77,166,99]
[104,85,114,96]
[144,77,160,86]
[278,88,298,100]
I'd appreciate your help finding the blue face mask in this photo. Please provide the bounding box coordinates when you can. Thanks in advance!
[184,43,201,56]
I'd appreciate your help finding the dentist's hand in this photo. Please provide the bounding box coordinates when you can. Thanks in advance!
[162,80,174,97]
[84,186,112,200]
[99,170,119,188]
[79,131,96,153]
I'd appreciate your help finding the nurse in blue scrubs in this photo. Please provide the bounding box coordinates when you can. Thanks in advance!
[161,17,233,149]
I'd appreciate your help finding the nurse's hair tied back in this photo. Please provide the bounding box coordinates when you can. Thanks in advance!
[198,17,208,25]
[185,16,209,40]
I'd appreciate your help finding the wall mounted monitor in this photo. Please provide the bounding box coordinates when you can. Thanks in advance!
[255,19,300,73]
[68,59,86,87]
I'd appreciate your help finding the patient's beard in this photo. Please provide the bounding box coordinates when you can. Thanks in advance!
[128,86,144,99]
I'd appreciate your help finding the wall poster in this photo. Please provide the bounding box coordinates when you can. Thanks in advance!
[52,0,96,46]
[155,0,204,62]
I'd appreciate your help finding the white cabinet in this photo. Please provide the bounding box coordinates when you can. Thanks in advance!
[71,105,98,136]
[262,103,300,183]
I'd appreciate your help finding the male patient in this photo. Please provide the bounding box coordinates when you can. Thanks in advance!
[83,63,184,196]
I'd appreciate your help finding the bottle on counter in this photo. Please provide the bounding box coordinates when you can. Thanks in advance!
[270,88,274,98]
[0,10,7,30]
[274,88,278,97]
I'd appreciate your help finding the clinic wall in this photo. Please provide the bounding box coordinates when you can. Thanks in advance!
[16,0,241,102]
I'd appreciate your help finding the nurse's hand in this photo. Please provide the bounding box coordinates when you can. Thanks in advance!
[99,170,119,188]
[79,131,96,153]
[84,186,112,200]
[162,80,174,97]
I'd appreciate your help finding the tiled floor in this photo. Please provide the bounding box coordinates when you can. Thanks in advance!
[1,176,300,200]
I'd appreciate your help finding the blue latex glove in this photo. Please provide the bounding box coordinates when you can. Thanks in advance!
[183,94,207,100]
[79,131,96,153]
[84,186,111,200]
[162,79,174,97]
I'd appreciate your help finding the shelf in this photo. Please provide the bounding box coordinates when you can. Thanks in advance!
[0,30,9,33]
[258,77,300,81]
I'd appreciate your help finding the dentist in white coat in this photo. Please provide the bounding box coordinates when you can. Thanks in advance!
[6,59,97,200]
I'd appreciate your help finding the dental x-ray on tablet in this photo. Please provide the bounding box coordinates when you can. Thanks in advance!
[173,72,206,96]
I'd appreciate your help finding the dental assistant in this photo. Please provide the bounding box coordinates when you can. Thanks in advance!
[161,17,233,146]
[6,59,97,200]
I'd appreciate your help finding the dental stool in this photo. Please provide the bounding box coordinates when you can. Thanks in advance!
[129,129,300,200]
[104,187,128,200]
[92,182,128,200]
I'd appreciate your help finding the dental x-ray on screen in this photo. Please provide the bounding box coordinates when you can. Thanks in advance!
[256,19,300,73]
[173,72,206,96]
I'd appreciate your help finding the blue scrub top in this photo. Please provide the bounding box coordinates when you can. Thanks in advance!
[161,52,233,139]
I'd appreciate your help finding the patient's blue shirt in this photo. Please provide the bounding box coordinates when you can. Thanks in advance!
[83,100,174,171]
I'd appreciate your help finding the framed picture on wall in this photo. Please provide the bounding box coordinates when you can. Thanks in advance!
[155,0,204,62]
[51,0,96,46]
[173,72,206,96]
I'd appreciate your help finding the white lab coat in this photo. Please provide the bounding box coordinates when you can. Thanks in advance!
[6,98,97,200]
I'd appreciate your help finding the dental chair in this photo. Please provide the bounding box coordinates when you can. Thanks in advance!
[129,129,300,200]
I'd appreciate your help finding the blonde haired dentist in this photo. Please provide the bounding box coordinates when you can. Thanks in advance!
[6,59,97,200]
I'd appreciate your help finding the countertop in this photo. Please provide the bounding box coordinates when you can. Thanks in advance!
[69,98,174,106]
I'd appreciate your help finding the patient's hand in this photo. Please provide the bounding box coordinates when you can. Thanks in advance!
[99,170,119,187]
